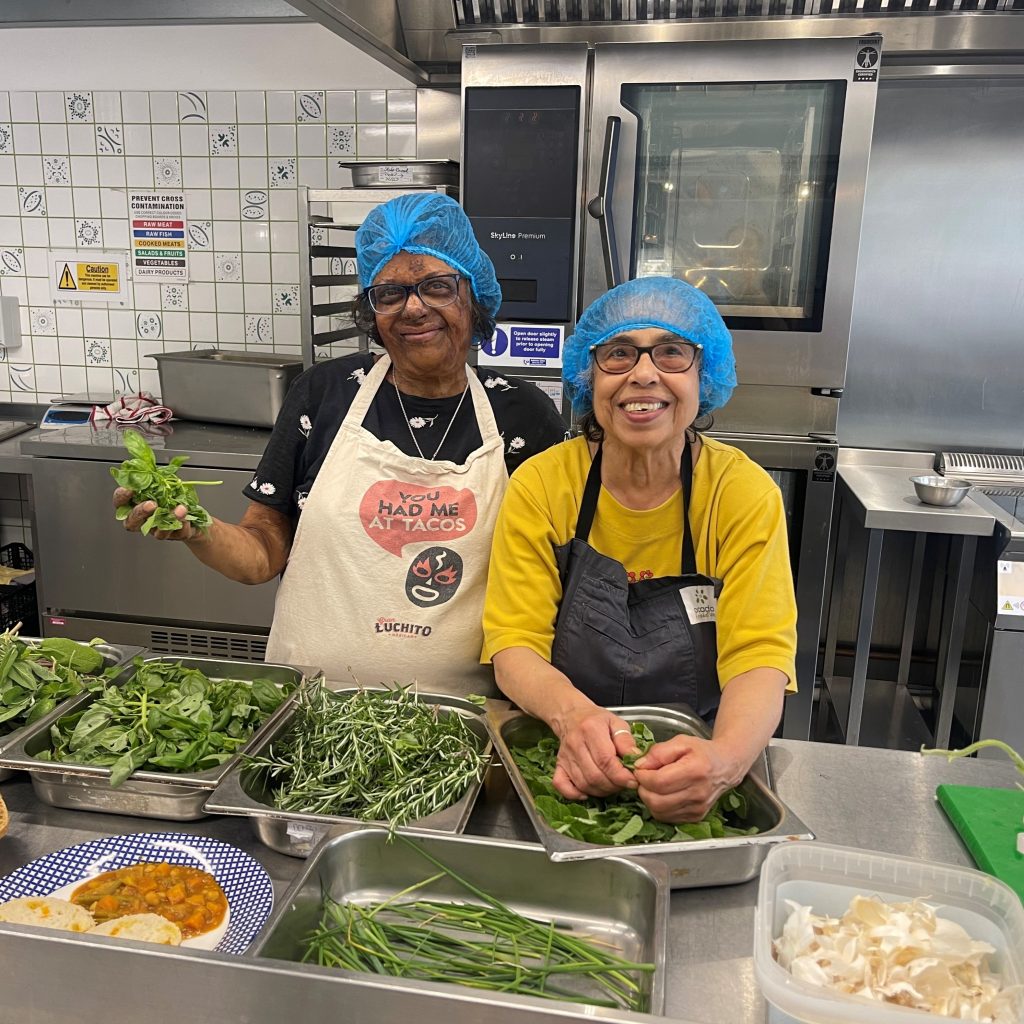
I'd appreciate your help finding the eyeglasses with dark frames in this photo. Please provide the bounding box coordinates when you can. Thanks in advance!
[366,273,464,315]
[590,340,703,375]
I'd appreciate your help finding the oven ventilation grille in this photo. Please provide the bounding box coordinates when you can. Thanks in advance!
[455,0,1023,24]
[938,452,1024,492]
[148,628,268,663]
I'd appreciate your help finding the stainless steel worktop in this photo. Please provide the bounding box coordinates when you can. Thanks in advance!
[1,739,1019,1024]
[839,463,995,537]
[21,420,272,470]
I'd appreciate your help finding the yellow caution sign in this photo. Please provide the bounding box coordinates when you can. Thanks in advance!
[58,263,77,290]
[76,262,119,292]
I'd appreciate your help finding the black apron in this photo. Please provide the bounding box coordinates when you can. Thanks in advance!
[550,442,723,716]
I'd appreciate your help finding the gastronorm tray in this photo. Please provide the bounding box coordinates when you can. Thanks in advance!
[249,826,668,1016]
[490,704,814,889]
[0,640,144,782]
[204,689,498,857]
[0,656,318,820]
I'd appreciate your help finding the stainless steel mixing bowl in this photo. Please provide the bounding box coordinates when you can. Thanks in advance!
[910,475,972,507]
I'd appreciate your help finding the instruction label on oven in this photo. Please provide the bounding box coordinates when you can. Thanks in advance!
[480,323,564,368]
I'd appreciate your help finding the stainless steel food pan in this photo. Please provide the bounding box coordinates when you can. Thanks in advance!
[0,640,144,782]
[0,656,316,820]
[249,827,668,1016]
[204,690,498,857]
[490,704,814,888]
[341,159,459,188]
[147,349,304,427]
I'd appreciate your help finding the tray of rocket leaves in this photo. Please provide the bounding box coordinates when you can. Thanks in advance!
[489,704,814,885]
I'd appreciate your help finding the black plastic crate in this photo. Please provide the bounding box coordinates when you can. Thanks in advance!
[0,542,33,571]
[0,542,37,634]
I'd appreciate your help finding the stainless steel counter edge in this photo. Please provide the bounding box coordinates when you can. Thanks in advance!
[2,738,1022,1024]
[839,464,996,536]
[18,421,273,471]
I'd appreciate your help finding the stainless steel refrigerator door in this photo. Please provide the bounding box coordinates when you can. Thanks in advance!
[583,36,879,393]
[32,457,277,630]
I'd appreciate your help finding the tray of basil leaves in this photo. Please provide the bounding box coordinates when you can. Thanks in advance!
[0,656,312,821]
[489,704,813,888]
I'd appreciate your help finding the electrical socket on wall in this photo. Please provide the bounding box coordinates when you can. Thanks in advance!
[0,296,22,351]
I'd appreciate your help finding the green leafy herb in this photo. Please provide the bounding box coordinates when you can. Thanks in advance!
[300,834,655,1012]
[922,739,1024,790]
[0,627,115,737]
[511,721,759,846]
[110,428,221,535]
[244,683,487,827]
[36,656,289,787]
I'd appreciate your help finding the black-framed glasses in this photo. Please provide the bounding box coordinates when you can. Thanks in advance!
[366,273,463,315]
[590,340,703,375]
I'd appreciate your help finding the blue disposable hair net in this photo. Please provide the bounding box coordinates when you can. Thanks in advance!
[355,193,502,317]
[563,277,737,418]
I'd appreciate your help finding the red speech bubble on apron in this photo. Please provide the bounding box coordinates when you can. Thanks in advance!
[359,482,478,557]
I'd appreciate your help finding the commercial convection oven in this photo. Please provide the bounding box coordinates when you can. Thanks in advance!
[461,37,880,737]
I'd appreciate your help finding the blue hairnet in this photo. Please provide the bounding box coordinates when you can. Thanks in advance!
[563,277,737,418]
[355,193,501,317]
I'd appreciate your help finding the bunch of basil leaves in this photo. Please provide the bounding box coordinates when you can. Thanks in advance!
[111,429,221,535]
[37,657,289,787]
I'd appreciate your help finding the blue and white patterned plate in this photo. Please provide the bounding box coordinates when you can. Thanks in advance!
[0,832,274,954]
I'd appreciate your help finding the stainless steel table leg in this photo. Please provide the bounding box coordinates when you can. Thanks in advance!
[823,496,849,681]
[847,528,883,746]
[897,533,927,688]
[933,534,977,748]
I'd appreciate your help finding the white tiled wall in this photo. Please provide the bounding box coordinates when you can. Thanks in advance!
[0,87,418,402]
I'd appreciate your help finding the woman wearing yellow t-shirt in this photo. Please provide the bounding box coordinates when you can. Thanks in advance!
[482,277,797,824]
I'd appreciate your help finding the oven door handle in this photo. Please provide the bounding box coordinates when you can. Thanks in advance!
[586,115,623,290]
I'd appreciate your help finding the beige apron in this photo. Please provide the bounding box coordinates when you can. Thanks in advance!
[266,354,507,697]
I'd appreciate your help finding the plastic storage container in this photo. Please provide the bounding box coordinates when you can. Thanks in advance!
[754,842,1024,1024]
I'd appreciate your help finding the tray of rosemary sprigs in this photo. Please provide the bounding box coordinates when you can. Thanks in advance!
[204,682,495,856]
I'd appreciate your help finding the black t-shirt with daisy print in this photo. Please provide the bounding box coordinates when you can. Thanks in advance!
[245,352,569,517]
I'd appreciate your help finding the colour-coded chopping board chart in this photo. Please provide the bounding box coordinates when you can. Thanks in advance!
[128,191,189,282]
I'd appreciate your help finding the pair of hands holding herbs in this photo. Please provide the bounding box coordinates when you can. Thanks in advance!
[551,706,739,824]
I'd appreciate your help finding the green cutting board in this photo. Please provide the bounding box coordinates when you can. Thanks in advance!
[936,784,1024,903]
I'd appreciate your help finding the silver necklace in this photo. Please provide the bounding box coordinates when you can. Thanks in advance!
[392,371,471,461]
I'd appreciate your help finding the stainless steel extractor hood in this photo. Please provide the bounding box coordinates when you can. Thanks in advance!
[284,0,1024,84]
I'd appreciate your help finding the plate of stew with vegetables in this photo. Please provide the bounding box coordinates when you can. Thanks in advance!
[0,832,273,953]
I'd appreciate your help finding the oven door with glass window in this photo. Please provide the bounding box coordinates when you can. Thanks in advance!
[582,37,879,437]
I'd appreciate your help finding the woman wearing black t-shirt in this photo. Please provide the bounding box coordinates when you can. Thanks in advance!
[114,194,566,694]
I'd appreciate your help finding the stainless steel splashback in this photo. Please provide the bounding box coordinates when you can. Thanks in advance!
[841,77,1024,454]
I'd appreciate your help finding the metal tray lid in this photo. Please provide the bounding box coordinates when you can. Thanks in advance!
[489,703,814,863]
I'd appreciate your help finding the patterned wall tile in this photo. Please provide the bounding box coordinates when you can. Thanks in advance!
[65,92,93,123]
[178,91,208,123]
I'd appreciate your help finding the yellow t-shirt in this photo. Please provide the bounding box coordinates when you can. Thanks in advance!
[482,435,797,690]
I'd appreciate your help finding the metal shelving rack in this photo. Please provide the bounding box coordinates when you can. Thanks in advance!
[299,186,459,369]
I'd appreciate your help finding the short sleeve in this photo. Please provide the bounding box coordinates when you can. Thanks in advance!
[480,371,569,474]
[243,367,314,517]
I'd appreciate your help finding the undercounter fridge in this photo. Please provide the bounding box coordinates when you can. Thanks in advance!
[461,37,881,738]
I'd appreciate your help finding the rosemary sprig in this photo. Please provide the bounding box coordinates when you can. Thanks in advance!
[244,683,487,827]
